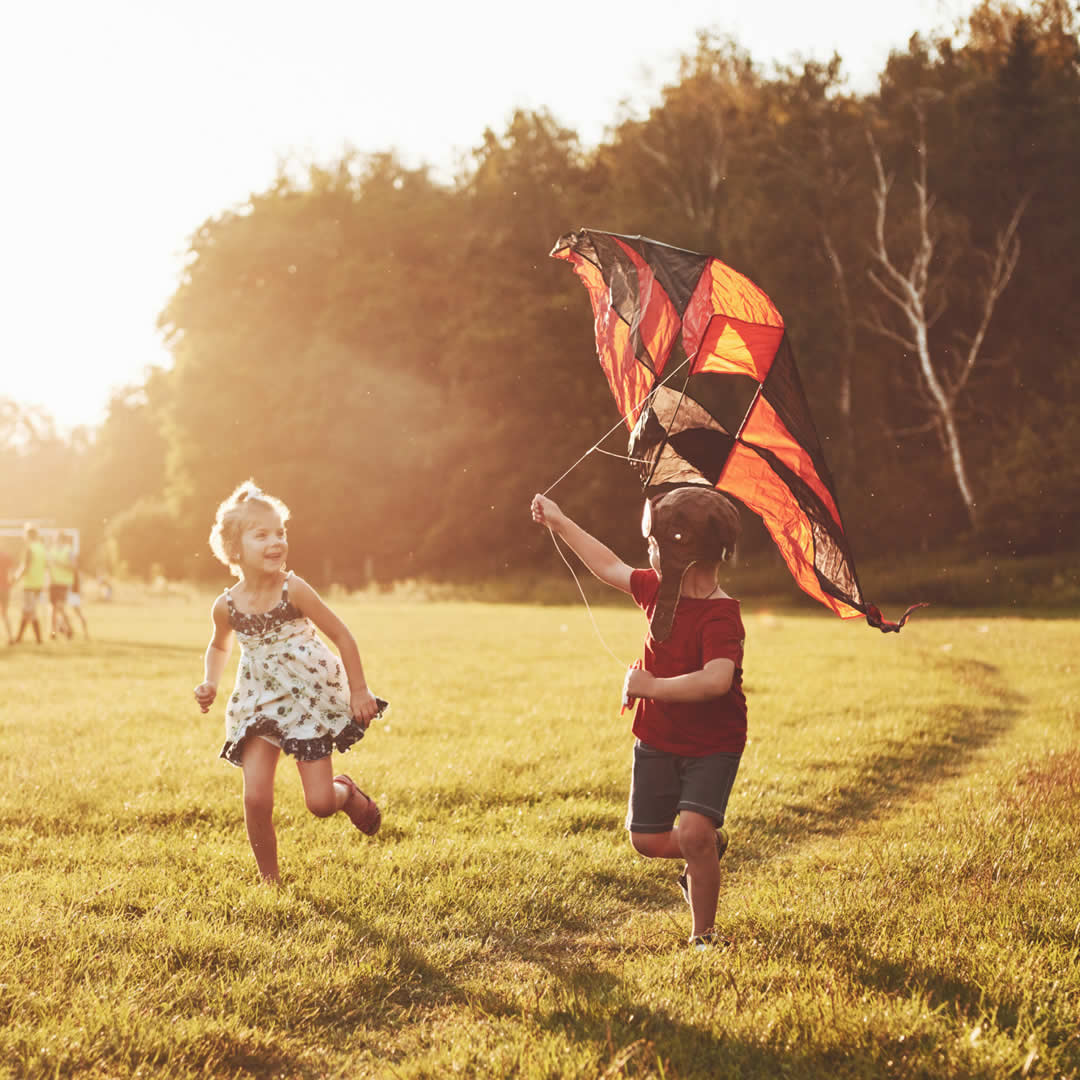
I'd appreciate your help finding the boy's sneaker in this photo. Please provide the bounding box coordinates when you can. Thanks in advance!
[689,931,716,951]
[677,826,729,904]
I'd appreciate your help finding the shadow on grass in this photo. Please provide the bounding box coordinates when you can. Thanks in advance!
[731,703,1018,870]
[729,650,1026,868]
[530,1000,1009,1080]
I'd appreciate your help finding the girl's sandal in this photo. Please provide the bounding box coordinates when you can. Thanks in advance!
[335,774,381,836]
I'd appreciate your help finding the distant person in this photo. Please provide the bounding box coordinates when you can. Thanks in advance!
[68,563,90,638]
[531,488,746,950]
[193,480,387,885]
[11,523,47,644]
[0,545,13,644]
[48,531,75,639]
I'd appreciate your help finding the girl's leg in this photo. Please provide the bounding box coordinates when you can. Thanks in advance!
[676,810,721,939]
[240,737,282,883]
[295,755,349,818]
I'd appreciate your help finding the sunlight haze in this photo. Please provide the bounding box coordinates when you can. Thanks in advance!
[3,0,974,430]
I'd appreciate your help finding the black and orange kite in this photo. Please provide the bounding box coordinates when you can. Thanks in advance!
[550,228,923,632]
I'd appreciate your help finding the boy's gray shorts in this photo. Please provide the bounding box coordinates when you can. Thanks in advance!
[626,740,741,833]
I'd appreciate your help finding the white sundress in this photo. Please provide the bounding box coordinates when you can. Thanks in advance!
[219,573,385,767]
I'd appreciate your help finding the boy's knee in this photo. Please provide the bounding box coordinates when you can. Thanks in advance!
[678,818,717,859]
[629,832,665,858]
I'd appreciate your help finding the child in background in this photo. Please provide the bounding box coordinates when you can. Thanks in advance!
[68,564,90,638]
[194,481,387,884]
[11,524,47,645]
[48,531,75,640]
[531,487,746,949]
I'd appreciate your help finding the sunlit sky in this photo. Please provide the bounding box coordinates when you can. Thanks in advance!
[3,0,976,431]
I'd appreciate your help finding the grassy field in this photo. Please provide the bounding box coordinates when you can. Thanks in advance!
[0,591,1078,1079]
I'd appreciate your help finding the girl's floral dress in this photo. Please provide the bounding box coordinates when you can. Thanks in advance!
[219,573,383,766]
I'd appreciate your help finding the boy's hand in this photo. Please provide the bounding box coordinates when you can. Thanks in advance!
[351,687,380,728]
[623,665,654,704]
[194,681,217,713]
[531,493,563,530]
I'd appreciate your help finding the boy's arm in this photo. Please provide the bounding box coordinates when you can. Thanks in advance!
[625,658,735,703]
[531,494,633,594]
[194,595,233,713]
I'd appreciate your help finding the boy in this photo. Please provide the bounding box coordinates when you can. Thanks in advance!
[531,486,746,948]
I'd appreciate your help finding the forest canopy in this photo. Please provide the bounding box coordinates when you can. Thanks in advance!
[3,0,1077,586]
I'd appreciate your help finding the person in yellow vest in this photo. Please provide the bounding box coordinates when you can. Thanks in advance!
[11,524,47,644]
[48,532,75,640]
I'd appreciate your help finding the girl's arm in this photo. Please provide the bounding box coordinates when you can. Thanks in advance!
[194,594,233,713]
[624,658,735,704]
[531,494,633,594]
[288,575,380,725]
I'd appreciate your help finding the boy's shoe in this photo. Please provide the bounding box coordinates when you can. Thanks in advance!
[334,774,381,836]
[677,826,729,904]
[688,930,733,950]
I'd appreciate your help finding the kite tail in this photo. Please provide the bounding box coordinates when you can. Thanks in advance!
[863,602,930,633]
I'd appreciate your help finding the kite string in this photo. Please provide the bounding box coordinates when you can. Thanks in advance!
[539,350,697,669]
[541,353,694,496]
[546,527,629,670]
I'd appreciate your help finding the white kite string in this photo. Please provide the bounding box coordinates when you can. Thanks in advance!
[546,527,629,669]
[541,353,693,497]
[539,351,697,668]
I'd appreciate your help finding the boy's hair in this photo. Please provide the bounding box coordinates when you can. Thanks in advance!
[208,480,291,576]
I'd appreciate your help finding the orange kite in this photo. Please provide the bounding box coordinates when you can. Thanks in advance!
[551,228,923,632]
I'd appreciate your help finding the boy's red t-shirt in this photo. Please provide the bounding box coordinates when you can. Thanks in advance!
[629,568,747,756]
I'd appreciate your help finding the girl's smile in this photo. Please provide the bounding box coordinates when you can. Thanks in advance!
[238,506,288,575]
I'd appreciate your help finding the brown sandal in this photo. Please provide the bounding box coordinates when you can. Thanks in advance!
[335,774,381,835]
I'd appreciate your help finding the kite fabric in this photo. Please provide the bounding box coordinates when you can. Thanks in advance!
[550,227,923,633]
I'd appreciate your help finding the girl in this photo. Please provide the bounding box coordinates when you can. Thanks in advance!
[194,481,386,884]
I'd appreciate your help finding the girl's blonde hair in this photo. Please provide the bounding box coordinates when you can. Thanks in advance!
[208,480,291,576]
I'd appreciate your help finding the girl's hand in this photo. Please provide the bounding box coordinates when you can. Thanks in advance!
[351,687,379,728]
[623,666,654,703]
[531,493,563,529]
[194,681,217,713]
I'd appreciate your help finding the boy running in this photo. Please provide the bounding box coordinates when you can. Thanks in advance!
[531,487,746,948]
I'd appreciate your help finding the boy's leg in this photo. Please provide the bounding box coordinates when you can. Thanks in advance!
[295,755,350,818]
[240,737,282,883]
[677,751,741,941]
[627,740,682,857]
[677,810,722,939]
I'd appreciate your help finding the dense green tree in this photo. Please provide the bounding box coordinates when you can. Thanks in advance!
[15,2,1078,580]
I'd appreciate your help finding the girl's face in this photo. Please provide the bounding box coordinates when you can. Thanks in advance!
[237,505,288,575]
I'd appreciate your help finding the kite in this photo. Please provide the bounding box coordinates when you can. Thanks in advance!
[550,228,924,632]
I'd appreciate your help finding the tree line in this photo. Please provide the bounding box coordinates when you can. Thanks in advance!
[3,0,1077,587]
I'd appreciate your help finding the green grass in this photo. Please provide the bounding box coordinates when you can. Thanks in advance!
[1,593,1078,1078]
